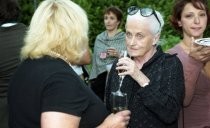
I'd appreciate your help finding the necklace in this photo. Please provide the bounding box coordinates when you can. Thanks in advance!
[49,51,71,66]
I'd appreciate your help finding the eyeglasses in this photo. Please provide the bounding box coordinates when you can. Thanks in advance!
[127,6,161,27]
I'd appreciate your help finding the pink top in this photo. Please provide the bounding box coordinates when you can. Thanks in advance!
[168,44,210,128]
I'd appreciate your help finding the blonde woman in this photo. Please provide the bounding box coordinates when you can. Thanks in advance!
[8,0,130,128]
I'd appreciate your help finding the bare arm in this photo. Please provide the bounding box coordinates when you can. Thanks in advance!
[41,112,81,128]
[41,110,130,128]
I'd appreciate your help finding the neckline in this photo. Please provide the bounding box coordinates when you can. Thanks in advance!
[106,29,121,38]
[49,51,71,66]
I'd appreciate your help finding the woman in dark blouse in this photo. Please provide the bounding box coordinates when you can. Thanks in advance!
[105,6,185,128]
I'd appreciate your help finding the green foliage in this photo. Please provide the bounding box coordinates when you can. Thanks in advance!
[73,0,128,49]
[19,0,210,51]
[18,0,42,25]
[74,0,181,51]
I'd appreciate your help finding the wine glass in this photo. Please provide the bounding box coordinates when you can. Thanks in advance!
[111,50,128,113]
[112,50,127,95]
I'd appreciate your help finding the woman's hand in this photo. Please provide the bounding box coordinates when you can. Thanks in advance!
[97,110,131,128]
[107,47,119,57]
[190,37,210,63]
[116,57,150,87]
[41,112,80,128]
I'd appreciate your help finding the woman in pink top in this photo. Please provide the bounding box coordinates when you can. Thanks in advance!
[168,0,210,127]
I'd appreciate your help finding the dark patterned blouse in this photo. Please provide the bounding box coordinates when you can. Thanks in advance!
[105,46,185,128]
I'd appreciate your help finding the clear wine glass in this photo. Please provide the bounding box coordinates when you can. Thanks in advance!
[112,50,127,96]
[111,50,128,113]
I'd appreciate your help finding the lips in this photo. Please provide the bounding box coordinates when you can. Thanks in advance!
[106,25,111,27]
[191,27,202,31]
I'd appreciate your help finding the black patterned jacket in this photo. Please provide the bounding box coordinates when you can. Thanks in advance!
[105,46,185,128]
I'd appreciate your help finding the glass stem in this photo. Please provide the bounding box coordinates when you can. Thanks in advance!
[119,76,124,89]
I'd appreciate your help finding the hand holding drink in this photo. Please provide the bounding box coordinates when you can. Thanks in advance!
[106,47,119,57]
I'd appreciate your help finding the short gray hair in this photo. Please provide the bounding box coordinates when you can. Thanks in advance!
[126,9,164,35]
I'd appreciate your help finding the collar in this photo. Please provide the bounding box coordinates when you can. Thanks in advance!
[1,23,17,27]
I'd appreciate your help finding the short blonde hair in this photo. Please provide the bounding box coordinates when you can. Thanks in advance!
[21,0,89,64]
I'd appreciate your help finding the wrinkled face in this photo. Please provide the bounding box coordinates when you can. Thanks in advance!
[178,3,207,38]
[104,12,120,31]
[125,18,157,57]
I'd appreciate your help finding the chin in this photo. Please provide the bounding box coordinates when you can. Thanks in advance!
[192,35,203,39]
[191,32,204,38]
[129,53,142,58]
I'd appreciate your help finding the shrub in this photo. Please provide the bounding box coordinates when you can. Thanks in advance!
[19,0,210,51]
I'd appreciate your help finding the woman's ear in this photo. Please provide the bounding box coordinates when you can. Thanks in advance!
[152,34,160,45]
[178,21,182,27]
[117,21,120,28]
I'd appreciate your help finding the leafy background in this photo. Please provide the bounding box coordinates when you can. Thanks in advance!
[19,0,210,51]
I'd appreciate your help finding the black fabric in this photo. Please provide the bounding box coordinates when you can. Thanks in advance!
[8,56,109,128]
[0,97,9,128]
[90,71,108,101]
[0,23,26,128]
[105,46,185,128]
[0,23,27,97]
[82,65,90,86]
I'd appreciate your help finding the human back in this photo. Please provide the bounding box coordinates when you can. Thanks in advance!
[8,0,130,128]
[8,56,109,128]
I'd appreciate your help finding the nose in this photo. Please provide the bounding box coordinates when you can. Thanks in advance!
[104,18,110,24]
[194,16,200,24]
[129,36,135,46]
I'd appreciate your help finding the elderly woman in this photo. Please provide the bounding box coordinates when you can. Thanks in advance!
[8,0,130,128]
[105,6,185,127]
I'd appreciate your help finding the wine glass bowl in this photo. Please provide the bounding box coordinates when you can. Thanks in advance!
[111,92,128,113]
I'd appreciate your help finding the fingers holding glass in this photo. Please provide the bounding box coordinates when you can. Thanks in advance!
[107,47,118,57]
